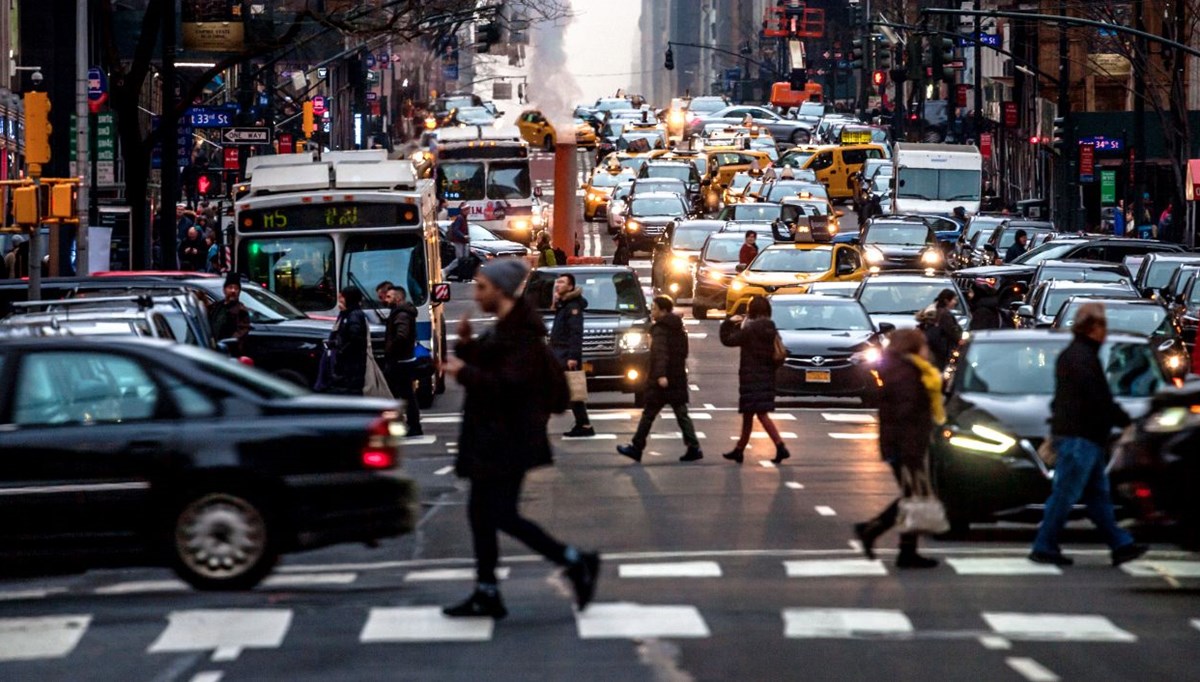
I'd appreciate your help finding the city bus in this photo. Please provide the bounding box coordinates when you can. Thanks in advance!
[431,125,545,244]
[233,150,447,404]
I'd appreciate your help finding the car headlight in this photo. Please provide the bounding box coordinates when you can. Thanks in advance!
[620,331,648,351]
[864,246,885,264]
[946,423,1017,454]
[511,219,531,231]
[852,346,882,365]
[1164,354,1184,371]
[730,279,747,292]
[671,255,691,273]
[921,249,942,265]
[1143,405,1200,433]
[626,220,641,232]
[668,111,686,127]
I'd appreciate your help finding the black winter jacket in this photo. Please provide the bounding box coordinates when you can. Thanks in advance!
[549,287,586,366]
[384,301,419,365]
[1050,334,1130,445]
[455,298,556,480]
[329,308,368,395]
[648,311,690,404]
[719,316,778,414]
[877,351,933,468]
[923,307,963,370]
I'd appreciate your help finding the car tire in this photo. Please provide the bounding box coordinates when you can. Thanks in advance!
[170,490,278,591]
[691,305,708,320]
[417,375,435,409]
[543,136,555,153]
[273,369,309,389]
[791,130,810,144]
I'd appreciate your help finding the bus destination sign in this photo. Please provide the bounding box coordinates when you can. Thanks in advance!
[240,202,420,231]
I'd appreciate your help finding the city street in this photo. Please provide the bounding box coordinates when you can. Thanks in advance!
[1,228,1198,682]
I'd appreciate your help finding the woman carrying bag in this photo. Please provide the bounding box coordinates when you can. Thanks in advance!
[719,296,791,465]
[853,329,946,569]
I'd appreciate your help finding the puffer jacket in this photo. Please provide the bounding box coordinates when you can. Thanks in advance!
[548,287,586,366]
[719,316,778,414]
[648,311,690,404]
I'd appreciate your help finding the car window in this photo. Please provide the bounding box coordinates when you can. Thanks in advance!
[841,149,868,165]
[836,247,862,271]
[157,370,218,418]
[808,152,834,171]
[774,301,873,331]
[13,352,160,426]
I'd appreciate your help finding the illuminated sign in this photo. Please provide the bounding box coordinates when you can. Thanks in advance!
[239,202,420,231]
[1077,135,1123,152]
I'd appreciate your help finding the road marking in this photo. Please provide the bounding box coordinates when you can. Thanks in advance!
[982,613,1137,642]
[434,466,455,476]
[785,481,805,490]
[815,506,837,516]
[784,559,887,577]
[822,412,877,423]
[403,435,438,445]
[97,579,188,595]
[618,561,722,578]
[562,434,618,440]
[689,384,700,391]
[1191,619,1200,633]
[404,567,510,583]
[829,432,879,440]
[148,609,293,661]
[262,573,357,588]
[0,615,91,662]
[1120,560,1200,579]
[587,413,633,421]
[361,607,493,642]
[191,673,224,682]
[703,403,716,409]
[947,558,1063,576]
[733,432,797,439]
[767,413,797,421]
[783,608,913,639]
[1006,658,1060,682]
[689,412,712,420]
[688,332,708,339]
[684,318,700,326]
[650,432,707,440]
[0,587,67,601]
[576,603,710,639]
[758,460,776,469]
[979,636,1012,650]
[422,415,462,424]
[648,451,663,457]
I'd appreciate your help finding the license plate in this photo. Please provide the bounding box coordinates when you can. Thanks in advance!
[805,369,832,383]
[583,362,594,373]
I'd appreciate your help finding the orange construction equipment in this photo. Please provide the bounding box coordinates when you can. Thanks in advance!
[770,81,824,108]
[762,4,824,39]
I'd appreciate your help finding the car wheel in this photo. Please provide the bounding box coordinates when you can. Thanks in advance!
[691,305,708,320]
[417,375,435,409]
[171,491,277,591]
[633,390,646,408]
[791,130,810,144]
[543,136,555,153]
[273,369,309,389]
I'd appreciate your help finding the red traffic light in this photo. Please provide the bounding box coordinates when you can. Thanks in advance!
[195,171,223,197]
[1029,135,1040,145]
[197,174,212,195]
[872,70,886,87]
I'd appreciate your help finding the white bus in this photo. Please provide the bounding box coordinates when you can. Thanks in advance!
[891,142,983,216]
[432,126,545,244]
[233,150,448,404]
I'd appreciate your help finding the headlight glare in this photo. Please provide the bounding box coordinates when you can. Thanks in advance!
[730,280,747,292]
[620,331,647,351]
[1143,405,1200,433]
[864,246,885,264]
[921,249,942,265]
[671,255,691,273]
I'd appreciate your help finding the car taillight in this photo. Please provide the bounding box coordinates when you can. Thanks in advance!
[362,413,403,469]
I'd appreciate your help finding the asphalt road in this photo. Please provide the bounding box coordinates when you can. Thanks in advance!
[1,210,1198,682]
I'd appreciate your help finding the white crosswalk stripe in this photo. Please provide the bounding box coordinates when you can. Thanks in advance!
[360,607,494,642]
[576,603,711,639]
[0,615,91,662]
[784,559,887,577]
[981,612,1137,643]
[618,561,722,578]
[783,608,913,639]
[147,609,293,661]
[404,567,510,583]
[947,558,1062,576]
[1120,560,1200,578]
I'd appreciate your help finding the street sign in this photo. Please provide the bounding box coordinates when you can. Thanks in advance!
[1078,135,1123,152]
[365,54,377,70]
[312,96,327,115]
[366,92,379,102]
[278,133,293,154]
[221,127,271,145]
[96,113,116,184]
[1100,169,1116,203]
[87,67,106,101]
[1079,143,1095,183]
[956,84,969,107]
[187,106,236,129]
[224,147,239,170]
[946,60,965,70]
[980,133,993,159]
[1002,102,1018,128]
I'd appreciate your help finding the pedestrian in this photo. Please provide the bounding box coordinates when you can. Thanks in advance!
[375,280,394,308]
[1158,203,1173,242]
[916,288,963,370]
[325,287,368,396]
[443,203,471,279]
[549,273,595,437]
[176,209,197,245]
[4,234,27,279]
[535,231,558,267]
[719,295,790,465]
[1003,229,1028,263]
[617,295,704,463]
[853,329,945,569]
[442,258,600,619]
[178,226,206,271]
[1029,302,1148,566]
[203,232,218,273]
[383,283,423,437]
[738,231,759,268]
[207,272,250,353]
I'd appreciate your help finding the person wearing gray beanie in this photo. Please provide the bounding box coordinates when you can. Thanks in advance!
[477,257,529,299]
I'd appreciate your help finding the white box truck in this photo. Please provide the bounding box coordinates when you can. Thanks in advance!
[891,142,983,216]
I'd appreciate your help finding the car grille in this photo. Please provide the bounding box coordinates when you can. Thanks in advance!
[583,328,617,354]
[784,354,853,369]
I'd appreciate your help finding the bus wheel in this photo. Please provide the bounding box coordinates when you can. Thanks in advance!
[417,376,435,409]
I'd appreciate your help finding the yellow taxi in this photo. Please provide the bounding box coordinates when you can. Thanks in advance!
[517,110,597,151]
[581,165,634,221]
[701,148,774,212]
[725,227,867,314]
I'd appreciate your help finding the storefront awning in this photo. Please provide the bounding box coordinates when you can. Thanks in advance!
[1187,160,1200,201]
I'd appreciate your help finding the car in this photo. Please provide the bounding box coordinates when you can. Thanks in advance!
[691,232,776,320]
[629,177,691,206]
[801,144,889,201]
[977,221,1056,265]
[726,240,867,315]
[1028,259,1132,292]
[606,179,636,233]
[777,145,822,170]
[805,281,861,297]
[1159,264,1200,307]
[814,115,860,144]
[0,336,416,589]
[851,159,893,212]
[638,160,703,209]
[1017,280,1141,328]
[771,295,891,404]
[525,266,650,404]
[855,272,971,330]
[0,297,191,343]
[722,172,765,205]
[1133,253,1200,298]
[1109,380,1200,548]
[516,110,596,151]
[794,101,834,127]
[1051,298,1190,378]
[858,216,944,271]
[688,105,813,144]
[437,220,529,263]
[1008,236,1187,267]
[780,196,843,235]
[699,148,774,211]
[452,106,500,127]
[650,219,725,299]
[582,166,635,221]
[1167,270,1200,348]
[717,202,784,224]
[621,192,692,254]
[759,179,829,203]
[931,329,1165,533]
[954,214,1009,267]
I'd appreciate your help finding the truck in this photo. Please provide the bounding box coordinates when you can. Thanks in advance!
[891,142,983,217]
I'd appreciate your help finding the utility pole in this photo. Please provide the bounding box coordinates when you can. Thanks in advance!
[1132,0,1146,232]
[1057,0,1072,229]
[160,0,178,267]
[75,0,89,275]
[973,0,983,140]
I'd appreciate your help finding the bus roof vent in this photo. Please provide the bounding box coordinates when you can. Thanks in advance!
[323,149,389,164]
[245,152,317,179]
[250,163,333,194]
[333,160,417,190]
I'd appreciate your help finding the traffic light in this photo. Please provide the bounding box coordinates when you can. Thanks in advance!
[24,92,52,173]
[476,22,501,53]
[875,45,892,72]
[196,171,223,198]
[13,185,38,225]
[664,46,675,71]
[906,38,924,81]
[932,37,955,81]
[1051,117,1067,154]
[49,183,77,219]
[850,39,866,70]
[872,70,886,87]
[302,101,315,137]
[848,3,863,27]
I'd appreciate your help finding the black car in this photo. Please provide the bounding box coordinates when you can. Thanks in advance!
[0,337,416,589]
[1028,259,1132,292]
[691,232,776,320]
[436,220,530,263]
[638,160,703,210]
[650,219,724,299]
[1017,280,1140,328]
[1051,297,1190,379]
[1133,253,1200,298]
[772,295,890,404]
[859,216,944,271]
[526,266,651,404]
[931,329,1164,533]
[978,221,1056,265]
[855,272,971,331]
[621,192,691,254]
[1167,270,1200,348]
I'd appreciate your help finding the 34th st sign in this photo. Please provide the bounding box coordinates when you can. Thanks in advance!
[221,127,272,145]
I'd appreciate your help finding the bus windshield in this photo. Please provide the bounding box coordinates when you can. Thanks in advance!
[341,234,429,306]
[896,168,981,202]
[438,162,486,201]
[240,236,337,313]
[486,161,532,200]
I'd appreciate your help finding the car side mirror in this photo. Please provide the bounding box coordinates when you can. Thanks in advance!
[877,322,896,335]
[735,263,748,273]
[836,263,856,276]
[1017,304,1034,318]
[1008,300,1024,312]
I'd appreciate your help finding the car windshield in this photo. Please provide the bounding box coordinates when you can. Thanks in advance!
[456,107,493,124]
[958,338,1163,397]
[645,165,694,183]
[965,218,1006,242]
[689,98,727,114]
[241,236,336,312]
[998,227,1052,250]
[237,285,309,322]
[440,96,475,110]
[774,301,873,331]
[791,201,830,217]
[1042,288,1136,317]
[860,281,964,315]
[526,271,646,314]
[895,168,981,201]
[799,103,826,118]
[468,224,503,242]
[779,150,815,168]
[704,238,771,262]
[341,233,429,307]
[630,197,686,216]
[865,223,931,246]
[729,175,752,191]
[750,248,832,273]
[1059,303,1168,337]
[437,161,486,201]
[1013,241,1080,265]
[724,204,782,222]
[1038,266,1128,285]
[1144,260,1200,290]
[618,157,647,174]
[871,176,891,192]
[590,172,625,188]
[675,227,717,251]
[635,180,685,195]
[173,345,308,399]
[766,183,817,202]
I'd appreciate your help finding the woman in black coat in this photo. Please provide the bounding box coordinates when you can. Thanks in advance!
[719,295,790,464]
[328,286,368,395]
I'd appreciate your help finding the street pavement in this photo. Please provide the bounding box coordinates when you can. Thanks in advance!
[1,219,1198,681]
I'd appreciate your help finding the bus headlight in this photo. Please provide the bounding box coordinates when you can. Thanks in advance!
[510,219,531,231]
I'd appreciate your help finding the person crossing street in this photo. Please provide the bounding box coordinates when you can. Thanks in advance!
[549,273,595,438]
[720,296,790,465]
[382,283,424,438]
[617,295,703,463]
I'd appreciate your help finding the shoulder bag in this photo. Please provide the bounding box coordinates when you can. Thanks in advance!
[897,464,951,535]
[362,332,395,400]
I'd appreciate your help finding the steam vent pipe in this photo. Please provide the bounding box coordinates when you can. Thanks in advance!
[552,128,578,258]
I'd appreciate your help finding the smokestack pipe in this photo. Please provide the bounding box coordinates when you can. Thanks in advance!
[552,129,578,258]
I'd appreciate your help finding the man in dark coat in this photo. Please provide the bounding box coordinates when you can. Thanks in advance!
[207,272,251,355]
[1030,302,1147,567]
[327,287,368,395]
[442,258,600,620]
[383,284,423,437]
[617,295,703,462]
[178,226,207,271]
[549,272,594,437]
[1003,229,1028,263]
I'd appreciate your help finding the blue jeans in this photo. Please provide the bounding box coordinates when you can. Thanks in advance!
[1032,437,1133,555]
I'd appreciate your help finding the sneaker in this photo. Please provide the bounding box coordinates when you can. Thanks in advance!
[853,522,878,561]
[895,552,940,569]
[680,447,703,462]
[1028,551,1074,566]
[565,551,601,610]
[1111,543,1148,567]
[616,444,643,463]
[771,444,791,464]
[443,589,508,619]
[564,425,596,438]
[721,448,745,464]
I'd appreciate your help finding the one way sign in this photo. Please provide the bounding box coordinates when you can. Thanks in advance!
[221,127,272,145]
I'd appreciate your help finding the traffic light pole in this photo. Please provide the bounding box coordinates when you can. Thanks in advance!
[1057,0,1073,230]
[160,0,179,268]
[75,0,89,276]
